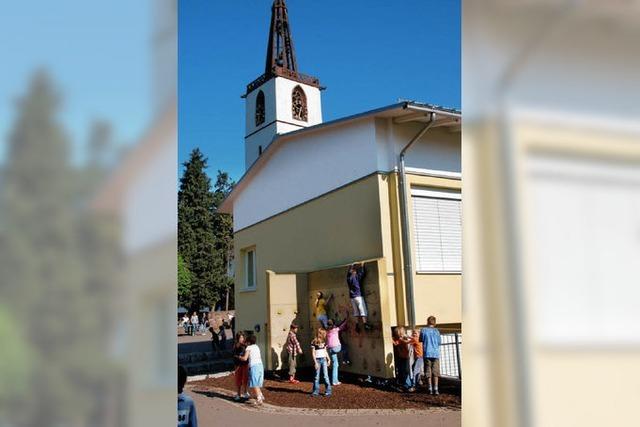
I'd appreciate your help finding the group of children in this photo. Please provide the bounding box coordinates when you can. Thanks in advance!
[182,261,442,415]
[392,315,442,394]
[284,314,349,397]
[181,312,206,336]
[300,263,444,396]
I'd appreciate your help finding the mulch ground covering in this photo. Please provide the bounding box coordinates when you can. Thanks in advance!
[192,370,461,410]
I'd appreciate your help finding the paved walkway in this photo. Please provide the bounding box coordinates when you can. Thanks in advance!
[187,385,460,427]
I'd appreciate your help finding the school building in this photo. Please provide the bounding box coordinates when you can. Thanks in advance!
[220,0,461,379]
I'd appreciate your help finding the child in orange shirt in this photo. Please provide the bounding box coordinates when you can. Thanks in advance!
[409,329,424,388]
[392,326,413,391]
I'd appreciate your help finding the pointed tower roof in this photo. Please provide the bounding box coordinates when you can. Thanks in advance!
[265,0,298,74]
[246,0,321,95]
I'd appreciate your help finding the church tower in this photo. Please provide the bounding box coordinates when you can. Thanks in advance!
[243,0,323,169]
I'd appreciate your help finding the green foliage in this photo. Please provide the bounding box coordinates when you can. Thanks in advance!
[0,70,121,426]
[0,305,31,409]
[178,151,235,311]
[178,254,192,307]
[178,149,217,310]
[212,171,235,308]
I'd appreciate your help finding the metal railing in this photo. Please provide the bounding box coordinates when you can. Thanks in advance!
[439,333,462,379]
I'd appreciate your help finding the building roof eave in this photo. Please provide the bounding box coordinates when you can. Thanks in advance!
[219,101,461,214]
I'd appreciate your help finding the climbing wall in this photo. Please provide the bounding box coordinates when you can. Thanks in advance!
[307,259,395,378]
[266,271,311,371]
[265,260,396,379]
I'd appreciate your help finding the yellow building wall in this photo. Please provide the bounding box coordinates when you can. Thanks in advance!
[378,173,404,326]
[233,174,385,362]
[413,275,462,327]
[463,121,640,427]
[379,172,463,328]
[234,170,463,375]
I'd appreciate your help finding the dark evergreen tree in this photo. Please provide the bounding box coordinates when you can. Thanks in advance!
[177,254,192,308]
[212,171,235,309]
[0,70,118,426]
[178,149,217,311]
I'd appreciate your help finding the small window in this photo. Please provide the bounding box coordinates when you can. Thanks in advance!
[245,248,256,289]
[258,145,263,155]
[291,86,308,122]
[255,91,265,126]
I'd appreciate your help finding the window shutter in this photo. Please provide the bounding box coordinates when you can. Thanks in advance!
[411,189,461,272]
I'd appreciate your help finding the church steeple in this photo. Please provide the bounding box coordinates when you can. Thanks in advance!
[243,0,323,170]
[265,0,298,75]
[246,0,320,95]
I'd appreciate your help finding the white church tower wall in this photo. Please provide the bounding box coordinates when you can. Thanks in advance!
[243,0,323,169]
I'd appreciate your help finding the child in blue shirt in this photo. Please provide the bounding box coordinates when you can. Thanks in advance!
[347,263,372,332]
[419,316,442,395]
[178,365,198,427]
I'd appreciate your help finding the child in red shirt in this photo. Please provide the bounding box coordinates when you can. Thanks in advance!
[392,326,413,391]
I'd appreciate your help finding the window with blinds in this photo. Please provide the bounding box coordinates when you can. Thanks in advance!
[411,187,462,273]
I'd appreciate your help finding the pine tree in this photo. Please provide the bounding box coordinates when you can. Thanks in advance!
[178,254,192,308]
[0,70,115,426]
[212,171,235,309]
[178,149,217,311]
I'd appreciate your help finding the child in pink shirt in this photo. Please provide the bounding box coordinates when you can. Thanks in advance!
[326,314,348,386]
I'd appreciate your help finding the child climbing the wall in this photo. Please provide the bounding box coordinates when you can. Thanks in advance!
[239,334,265,405]
[310,328,332,397]
[409,329,424,388]
[232,332,249,401]
[420,315,442,395]
[285,323,303,384]
[326,312,348,386]
[347,262,372,332]
[392,326,414,392]
[314,291,333,329]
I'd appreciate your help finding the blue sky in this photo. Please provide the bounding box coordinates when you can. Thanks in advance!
[0,0,151,164]
[179,0,460,182]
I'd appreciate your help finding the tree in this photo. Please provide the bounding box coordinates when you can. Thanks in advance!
[0,306,31,417]
[178,149,217,311]
[212,171,235,309]
[178,254,192,308]
[0,70,118,426]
